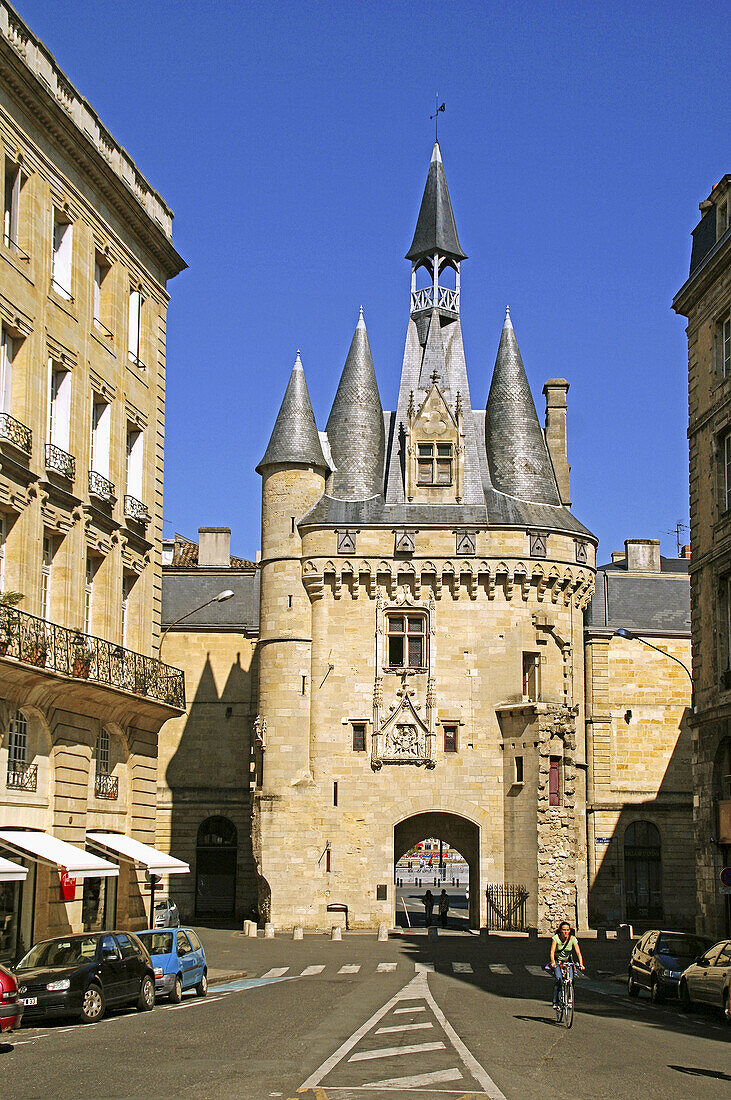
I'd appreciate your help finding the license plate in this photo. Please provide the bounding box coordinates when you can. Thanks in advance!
[20,997,37,1006]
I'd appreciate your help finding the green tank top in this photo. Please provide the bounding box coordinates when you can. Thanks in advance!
[552,933,578,962]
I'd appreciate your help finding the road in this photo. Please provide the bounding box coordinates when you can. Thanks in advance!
[2,928,729,1099]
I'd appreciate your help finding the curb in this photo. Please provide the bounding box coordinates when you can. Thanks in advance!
[209,971,248,986]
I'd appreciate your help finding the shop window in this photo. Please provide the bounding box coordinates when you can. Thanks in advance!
[386,613,426,669]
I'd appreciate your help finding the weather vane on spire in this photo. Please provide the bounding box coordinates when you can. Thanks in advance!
[430,95,445,142]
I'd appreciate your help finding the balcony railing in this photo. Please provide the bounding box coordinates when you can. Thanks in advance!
[3,233,30,262]
[50,277,74,303]
[89,469,116,504]
[45,443,76,480]
[128,351,147,372]
[6,762,38,791]
[410,285,460,315]
[93,317,114,340]
[94,772,119,800]
[124,494,150,524]
[0,604,185,709]
[0,412,32,456]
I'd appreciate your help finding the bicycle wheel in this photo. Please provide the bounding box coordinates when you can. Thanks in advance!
[563,981,574,1028]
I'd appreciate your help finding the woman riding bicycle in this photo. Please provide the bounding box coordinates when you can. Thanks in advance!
[550,921,584,1011]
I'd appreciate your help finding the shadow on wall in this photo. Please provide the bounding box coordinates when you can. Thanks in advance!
[165,652,257,926]
[588,708,695,932]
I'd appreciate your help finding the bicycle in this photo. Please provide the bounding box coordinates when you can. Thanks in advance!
[554,961,583,1028]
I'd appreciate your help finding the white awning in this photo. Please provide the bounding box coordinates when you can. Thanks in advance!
[86,832,189,876]
[0,831,119,879]
[0,855,27,883]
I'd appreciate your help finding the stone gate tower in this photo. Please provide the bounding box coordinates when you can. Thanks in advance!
[254,144,596,931]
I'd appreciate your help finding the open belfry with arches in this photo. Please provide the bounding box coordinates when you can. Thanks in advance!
[253,143,598,933]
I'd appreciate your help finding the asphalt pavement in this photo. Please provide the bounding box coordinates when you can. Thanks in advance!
[2,925,729,1099]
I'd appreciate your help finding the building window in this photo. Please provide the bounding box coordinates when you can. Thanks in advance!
[417,442,453,485]
[84,558,99,635]
[7,712,28,779]
[95,727,110,778]
[0,514,5,591]
[47,360,72,452]
[125,424,144,501]
[386,613,426,669]
[522,652,540,700]
[128,289,144,368]
[548,758,561,806]
[41,534,55,621]
[443,724,458,753]
[352,723,367,752]
[515,755,524,784]
[716,314,731,378]
[93,253,112,336]
[51,209,73,299]
[722,431,731,514]
[90,394,111,478]
[3,159,25,255]
[121,574,133,647]
[0,326,15,414]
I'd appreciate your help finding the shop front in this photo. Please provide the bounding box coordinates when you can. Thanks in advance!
[86,832,189,924]
[0,855,30,965]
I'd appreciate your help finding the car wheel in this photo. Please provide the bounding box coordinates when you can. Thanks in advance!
[627,970,639,998]
[137,975,155,1011]
[169,974,183,1004]
[195,970,208,998]
[679,980,692,1011]
[80,983,105,1024]
[650,978,663,1005]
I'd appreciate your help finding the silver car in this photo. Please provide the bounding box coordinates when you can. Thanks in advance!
[152,898,180,929]
[679,939,731,1021]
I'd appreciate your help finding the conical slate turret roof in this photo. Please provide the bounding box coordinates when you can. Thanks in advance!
[485,309,561,505]
[326,309,385,499]
[406,143,466,263]
[256,352,327,473]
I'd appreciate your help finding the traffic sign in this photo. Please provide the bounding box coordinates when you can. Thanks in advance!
[720,867,731,888]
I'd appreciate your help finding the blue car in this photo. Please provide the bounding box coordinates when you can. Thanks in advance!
[136,928,207,1003]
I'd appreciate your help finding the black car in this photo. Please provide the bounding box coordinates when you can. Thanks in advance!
[15,931,155,1024]
[628,929,713,1003]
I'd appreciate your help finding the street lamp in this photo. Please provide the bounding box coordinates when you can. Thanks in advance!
[613,627,694,712]
[159,589,234,657]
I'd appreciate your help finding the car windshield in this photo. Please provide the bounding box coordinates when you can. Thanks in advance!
[17,935,98,970]
[138,932,173,955]
[154,900,170,911]
[655,935,710,958]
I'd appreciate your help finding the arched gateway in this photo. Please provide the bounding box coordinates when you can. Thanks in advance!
[394,812,480,928]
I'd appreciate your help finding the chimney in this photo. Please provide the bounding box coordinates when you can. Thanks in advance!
[198,527,231,568]
[625,538,661,573]
[542,379,571,506]
[680,544,691,559]
[611,551,626,564]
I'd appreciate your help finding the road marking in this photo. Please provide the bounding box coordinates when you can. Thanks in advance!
[211,975,295,993]
[526,965,551,978]
[414,961,435,972]
[376,962,397,972]
[168,995,226,1010]
[262,967,289,978]
[376,1021,434,1034]
[393,1004,426,1013]
[338,964,360,974]
[362,1067,464,1088]
[300,965,325,976]
[490,964,511,975]
[349,1040,446,1061]
[452,962,473,973]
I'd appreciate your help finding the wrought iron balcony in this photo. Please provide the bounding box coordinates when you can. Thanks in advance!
[3,233,30,262]
[410,285,460,316]
[0,604,185,709]
[45,443,76,480]
[94,772,119,800]
[124,494,150,524]
[0,412,32,456]
[89,469,116,504]
[6,762,38,792]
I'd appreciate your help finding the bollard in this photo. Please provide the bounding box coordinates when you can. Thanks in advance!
[378,922,388,941]
[293,925,303,940]
[244,920,257,938]
[331,925,342,941]
[264,923,275,939]
[479,927,490,941]
[528,927,538,940]
[596,926,607,941]
[427,925,438,939]
[617,923,633,941]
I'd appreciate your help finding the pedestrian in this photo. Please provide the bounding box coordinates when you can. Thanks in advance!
[439,888,450,928]
[422,888,434,926]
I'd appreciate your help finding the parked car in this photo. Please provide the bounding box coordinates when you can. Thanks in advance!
[136,928,207,1003]
[679,939,731,1021]
[0,963,23,1033]
[627,930,713,1003]
[152,899,180,929]
[14,931,155,1024]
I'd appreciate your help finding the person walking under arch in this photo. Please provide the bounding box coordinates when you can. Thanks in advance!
[439,888,450,928]
[422,888,434,926]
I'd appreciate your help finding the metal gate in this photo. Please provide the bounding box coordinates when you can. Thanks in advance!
[486,883,529,931]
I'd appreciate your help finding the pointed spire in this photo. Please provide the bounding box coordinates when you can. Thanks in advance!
[406,142,466,263]
[485,311,561,505]
[326,311,385,499]
[256,352,327,474]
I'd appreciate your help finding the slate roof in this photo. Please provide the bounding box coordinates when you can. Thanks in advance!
[325,310,385,500]
[406,143,466,263]
[161,570,260,631]
[586,558,690,633]
[256,353,327,472]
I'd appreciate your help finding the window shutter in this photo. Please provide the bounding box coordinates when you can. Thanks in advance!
[549,760,560,806]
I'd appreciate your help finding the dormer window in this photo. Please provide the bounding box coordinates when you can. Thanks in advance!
[386,613,426,669]
[417,442,453,485]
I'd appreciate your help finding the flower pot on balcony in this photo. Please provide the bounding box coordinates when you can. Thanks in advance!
[29,643,47,667]
[0,633,10,656]
[72,656,91,679]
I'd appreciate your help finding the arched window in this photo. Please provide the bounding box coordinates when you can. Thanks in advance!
[195,816,237,919]
[624,820,662,922]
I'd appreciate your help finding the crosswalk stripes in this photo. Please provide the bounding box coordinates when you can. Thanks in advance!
[376,961,397,972]
[261,967,289,979]
[526,964,551,979]
[300,965,325,976]
[490,963,511,974]
[251,960,559,981]
[338,963,361,974]
[451,961,473,973]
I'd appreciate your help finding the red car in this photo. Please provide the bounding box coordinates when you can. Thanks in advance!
[0,964,23,1034]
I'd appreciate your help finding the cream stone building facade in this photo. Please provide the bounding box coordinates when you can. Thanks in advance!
[585,539,694,930]
[0,2,186,963]
[674,175,731,939]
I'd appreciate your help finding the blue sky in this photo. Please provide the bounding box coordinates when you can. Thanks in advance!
[19,0,729,561]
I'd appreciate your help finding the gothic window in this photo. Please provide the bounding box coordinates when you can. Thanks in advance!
[417,442,453,485]
[386,613,426,669]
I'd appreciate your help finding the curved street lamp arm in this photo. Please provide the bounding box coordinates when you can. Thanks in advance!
[159,596,218,657]
[614,629,694,708]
